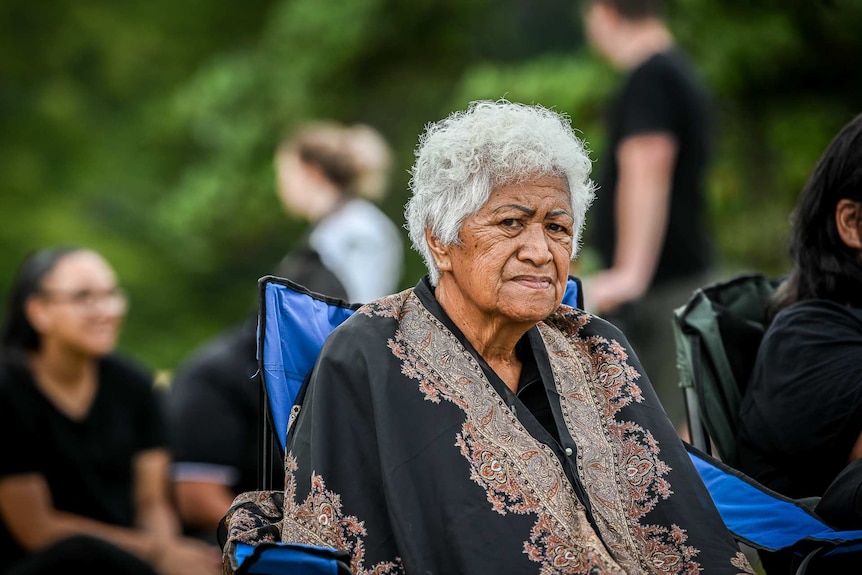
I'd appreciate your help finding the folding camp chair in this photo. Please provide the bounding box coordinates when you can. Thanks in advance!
[223,275,584,574]
[672,272,782,467]
[673,272,862,573]
[256,277,361,492]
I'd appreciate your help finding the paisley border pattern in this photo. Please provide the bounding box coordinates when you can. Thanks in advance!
[281,455,404,575]
[387,292,627,574]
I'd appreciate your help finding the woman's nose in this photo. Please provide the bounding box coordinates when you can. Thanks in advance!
[518,224,553,264]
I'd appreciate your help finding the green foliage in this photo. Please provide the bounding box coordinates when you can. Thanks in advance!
[2,0,861,370]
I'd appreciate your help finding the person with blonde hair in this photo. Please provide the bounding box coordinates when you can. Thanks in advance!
[274,120,403,303]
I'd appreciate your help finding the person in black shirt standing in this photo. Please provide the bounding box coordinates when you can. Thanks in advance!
[580,0,717,436]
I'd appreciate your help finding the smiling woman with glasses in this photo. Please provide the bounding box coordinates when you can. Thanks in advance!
[0,246,220,575]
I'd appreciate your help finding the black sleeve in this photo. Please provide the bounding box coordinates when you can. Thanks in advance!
[617,60,677,138]
[0,368,40,477]
[167,330,258,473]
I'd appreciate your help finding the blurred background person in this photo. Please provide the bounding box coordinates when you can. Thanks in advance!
[274,120,404,303]
[736,112,862,574]
[579,0,718,436]
[167,315,267,546]
[168,120,403,545]
[0,247,220,575]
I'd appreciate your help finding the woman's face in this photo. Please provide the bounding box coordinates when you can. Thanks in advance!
[275,152,317,219]
[27,250,127,357]
[275,151,341,222]
[434,174,574,327]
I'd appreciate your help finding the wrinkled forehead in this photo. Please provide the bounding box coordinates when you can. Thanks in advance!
[490,170,572,203]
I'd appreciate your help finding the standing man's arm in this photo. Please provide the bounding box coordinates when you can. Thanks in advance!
[584,132,677,314]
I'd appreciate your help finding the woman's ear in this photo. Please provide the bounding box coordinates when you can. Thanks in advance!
[836,199,862,250]
[425,228,452,273]
[25,296,50,335]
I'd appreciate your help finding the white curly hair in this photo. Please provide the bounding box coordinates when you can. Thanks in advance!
[405,99,595,285]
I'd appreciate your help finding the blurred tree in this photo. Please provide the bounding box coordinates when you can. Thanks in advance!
[671,0,862,275]
[0,0,279,366]
[2,0,860,371]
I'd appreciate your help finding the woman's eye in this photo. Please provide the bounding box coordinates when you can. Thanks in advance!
[547,223,569,233]
[500,218,521,228]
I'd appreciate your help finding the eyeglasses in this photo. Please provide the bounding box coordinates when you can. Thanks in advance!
[37,287,128,311]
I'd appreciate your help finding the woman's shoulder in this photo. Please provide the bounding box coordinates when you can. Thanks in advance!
[770,299,862,333]
[317,198,400,239]
[0,359,29,397]
[322,290,410,340]
[757,300,862,366]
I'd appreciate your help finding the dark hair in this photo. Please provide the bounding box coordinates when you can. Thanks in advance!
[585,0,665,20]
[771,113,862,314]
[0,246,82,357]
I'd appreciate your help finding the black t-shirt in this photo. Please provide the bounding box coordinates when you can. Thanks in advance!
[737,300,862,500]
[0,354,163,570]
[589,48,716,285]
[168,320,284,501]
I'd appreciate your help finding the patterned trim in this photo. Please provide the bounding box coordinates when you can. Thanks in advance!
[387,291,627,574]
[540,318,683,573]
[221,490,284,574]
[263,287,754,575]
[542,310,754,574]
[281,455,404,575]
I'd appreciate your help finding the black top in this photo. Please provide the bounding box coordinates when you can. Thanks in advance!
[167,319,286,537]
[277,240,349,301]
[737,300,862,499]
[0,354,163,570]
[590,48,716,285]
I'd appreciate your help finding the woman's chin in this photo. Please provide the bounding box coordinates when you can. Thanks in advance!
[503,303,560,324]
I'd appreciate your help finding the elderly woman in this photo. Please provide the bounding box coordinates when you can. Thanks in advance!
[222,101,753,574]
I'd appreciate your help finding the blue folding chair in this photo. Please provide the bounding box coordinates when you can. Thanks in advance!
[229,541,352,575]
[686,443,862,573]
[255,277,361,491]
[231,274,862,575]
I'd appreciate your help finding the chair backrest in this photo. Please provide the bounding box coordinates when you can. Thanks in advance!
[672,272,782,467]
[686,443,862,569]
[255,274,583,489]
